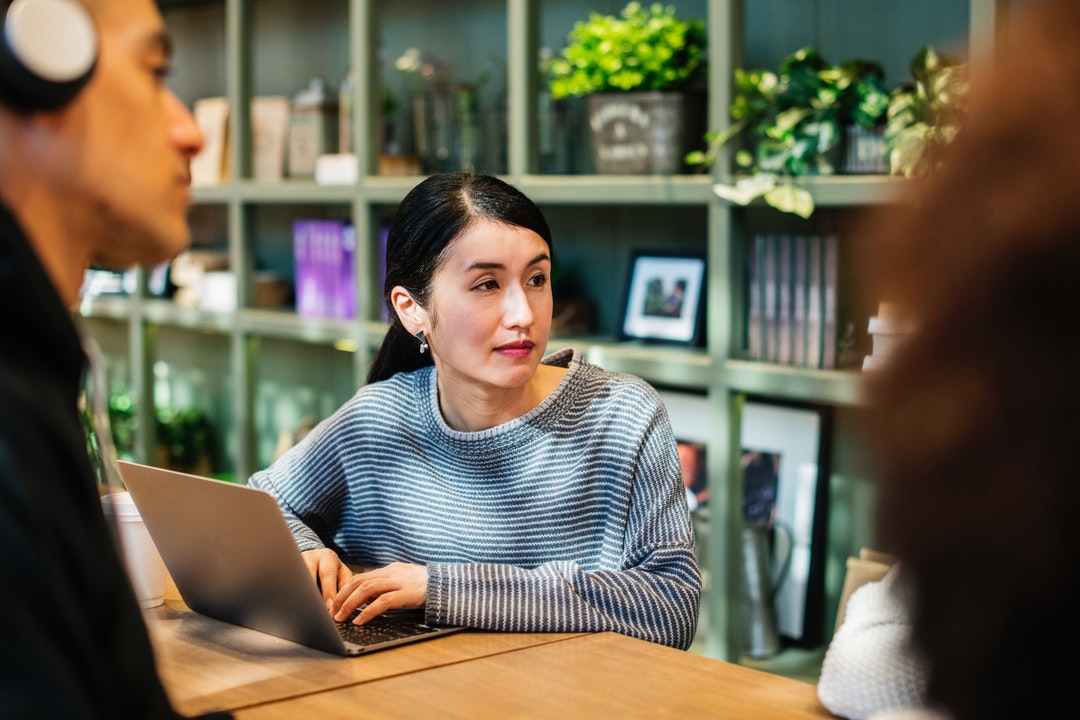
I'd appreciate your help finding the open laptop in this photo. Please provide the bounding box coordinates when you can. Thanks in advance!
[115,460,465,656]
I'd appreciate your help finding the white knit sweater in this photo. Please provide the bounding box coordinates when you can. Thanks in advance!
[818,567,930,718]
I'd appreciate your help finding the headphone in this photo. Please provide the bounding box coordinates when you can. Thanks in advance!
[0,0,97,112]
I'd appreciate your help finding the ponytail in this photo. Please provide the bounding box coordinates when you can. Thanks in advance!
[366,320,434,384]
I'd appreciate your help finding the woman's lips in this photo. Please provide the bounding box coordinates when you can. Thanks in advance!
[496,341,534,358]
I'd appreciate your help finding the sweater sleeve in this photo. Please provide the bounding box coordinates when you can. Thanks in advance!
[425,394,702,650]
[247,398,356,553]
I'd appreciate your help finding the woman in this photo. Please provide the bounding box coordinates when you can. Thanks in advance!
[250,173,701,649]
[856,1,1080,717]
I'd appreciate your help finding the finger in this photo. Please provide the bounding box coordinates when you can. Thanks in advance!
[353,592,401,624]
[332,576,394,622]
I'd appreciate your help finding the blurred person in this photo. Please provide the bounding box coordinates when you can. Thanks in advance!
[856,1,1080,718]
[249,172,701,650]
[0,0,226,716]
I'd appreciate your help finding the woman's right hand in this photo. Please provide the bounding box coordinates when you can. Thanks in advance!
[301,548,354,610]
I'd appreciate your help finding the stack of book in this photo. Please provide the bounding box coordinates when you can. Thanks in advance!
[293,219,357,320]
[746,233,839,369]
[862,303,915,370]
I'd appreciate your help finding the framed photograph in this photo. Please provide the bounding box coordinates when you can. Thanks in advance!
[618,249,706,346]
[740,400,829,646]
[678,440,709,511]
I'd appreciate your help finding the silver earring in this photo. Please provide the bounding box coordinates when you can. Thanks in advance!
[415,330,428,354]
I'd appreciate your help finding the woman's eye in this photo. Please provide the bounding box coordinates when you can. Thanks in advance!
[528,273,548,287]
[473,280,499,291]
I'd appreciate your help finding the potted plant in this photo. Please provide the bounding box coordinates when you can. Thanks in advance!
[687,47,890,217]
[544,1,707,174]
[884,46,968,177]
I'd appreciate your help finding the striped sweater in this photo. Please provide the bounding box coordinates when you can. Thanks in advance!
[249,348,701,649]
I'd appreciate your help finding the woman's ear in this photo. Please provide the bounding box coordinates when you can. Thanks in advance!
[390,286,426,335]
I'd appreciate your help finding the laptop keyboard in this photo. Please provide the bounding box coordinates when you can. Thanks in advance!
[336,614,440,647]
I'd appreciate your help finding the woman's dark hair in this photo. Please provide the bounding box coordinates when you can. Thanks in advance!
[366,173,553,383]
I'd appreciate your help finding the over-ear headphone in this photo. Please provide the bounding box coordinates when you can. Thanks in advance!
[0,0,97,112]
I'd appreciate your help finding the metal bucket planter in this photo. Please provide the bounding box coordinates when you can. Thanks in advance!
[841,125,888,174]
[585,91,704,175]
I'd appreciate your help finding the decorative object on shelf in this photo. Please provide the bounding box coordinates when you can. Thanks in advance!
[862,301,916,371]
[740,400,828,648]
[394,47,489,174]
[293,219,356,321]
[618,248,706,346]
[687,48,890,217]
[190,96,230,186]
[884,45,968,178]
[544,1,707,175]
[155,406,219,476]
[89,389,220,477]
[746,233,840,369]
[170,249,229,308]
[250,96,289,183]
[287,77,338,179]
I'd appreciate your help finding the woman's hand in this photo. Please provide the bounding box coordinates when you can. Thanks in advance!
[301,548,354,609]
[330,562,429,625]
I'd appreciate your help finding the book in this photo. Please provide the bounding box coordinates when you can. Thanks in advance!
[777,235,792,365]
[792,234,808,367]
[762,234,779,363]
[294,220,356,320]
[293,220,320,318]
[746,234,765,361]
[805,235,823,369]
[821,234,839,369]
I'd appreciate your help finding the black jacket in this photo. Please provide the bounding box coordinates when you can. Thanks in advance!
[0,204,229,719]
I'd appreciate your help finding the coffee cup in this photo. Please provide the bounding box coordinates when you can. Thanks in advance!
[101,491,167,608]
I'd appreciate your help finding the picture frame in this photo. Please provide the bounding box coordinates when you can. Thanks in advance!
[740,400,829,646]
[618,249,706,346]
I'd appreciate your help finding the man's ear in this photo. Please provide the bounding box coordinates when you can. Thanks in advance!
[390,286,426,335]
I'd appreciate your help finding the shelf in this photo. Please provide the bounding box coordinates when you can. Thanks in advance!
[141,299,236,334]
[518,175,714,205]
[237,309,362,345]
[75,0,1001,674]
[190,175,718,207]
[722,360,865,407]
[78,295,133,321]
[714,174,910,210]
[574,340,711,391]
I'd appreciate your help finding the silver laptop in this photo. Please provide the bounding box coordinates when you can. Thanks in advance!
[115,460,465,656]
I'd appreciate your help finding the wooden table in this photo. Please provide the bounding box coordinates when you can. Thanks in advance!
[144,581,585,717]
[145,583,833,719]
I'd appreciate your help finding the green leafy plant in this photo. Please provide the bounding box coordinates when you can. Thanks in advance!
[687,48,890,218]
[545,2,706,100]
[884,46,968,177]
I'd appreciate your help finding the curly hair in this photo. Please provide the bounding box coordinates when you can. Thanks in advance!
[860,2,1080,718]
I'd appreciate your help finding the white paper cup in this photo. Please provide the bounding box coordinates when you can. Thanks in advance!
[101,491,166,608]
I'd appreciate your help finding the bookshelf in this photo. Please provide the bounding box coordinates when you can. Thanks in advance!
[78,0,1009,669]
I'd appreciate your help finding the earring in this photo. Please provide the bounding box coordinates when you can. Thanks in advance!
[415,330,428,354]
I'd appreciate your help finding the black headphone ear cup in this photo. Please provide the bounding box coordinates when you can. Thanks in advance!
[0,0,97,112]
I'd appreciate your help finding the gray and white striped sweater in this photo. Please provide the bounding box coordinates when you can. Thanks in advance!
[249,348,701,649]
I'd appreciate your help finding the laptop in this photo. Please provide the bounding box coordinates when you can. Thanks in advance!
[115,460,466,656]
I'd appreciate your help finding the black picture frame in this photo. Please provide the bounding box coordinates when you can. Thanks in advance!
[618,249,706,346]
[740,399,831,647]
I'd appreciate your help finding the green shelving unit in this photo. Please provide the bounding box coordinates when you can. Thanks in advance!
[78,0,1010,670]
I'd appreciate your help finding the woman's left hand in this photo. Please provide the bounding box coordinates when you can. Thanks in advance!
[330,561,429,624]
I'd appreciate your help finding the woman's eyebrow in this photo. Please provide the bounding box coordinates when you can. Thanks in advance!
[467,253,551,272]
